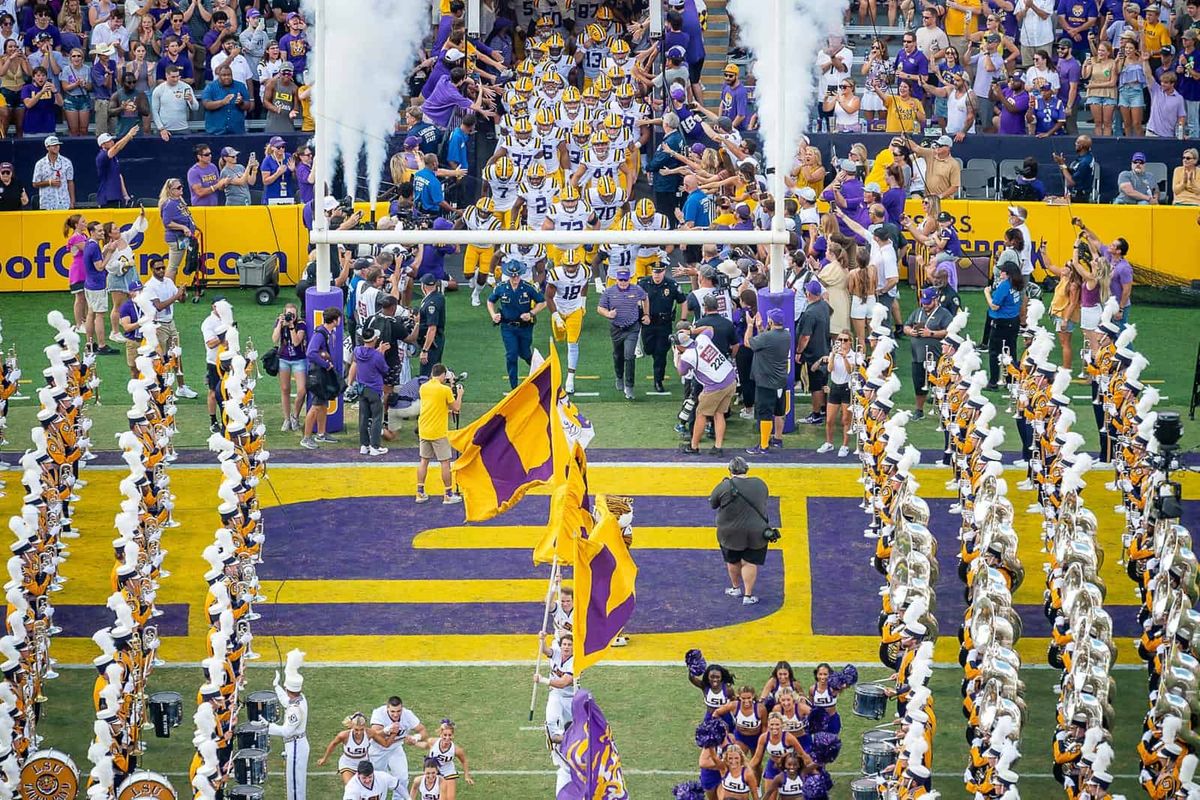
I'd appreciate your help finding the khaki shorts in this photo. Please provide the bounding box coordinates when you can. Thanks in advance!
[697,382,736,417]
[85,288,109,312]
[157,320,180,352]
[419,437,452,462]
[125,339,139,369]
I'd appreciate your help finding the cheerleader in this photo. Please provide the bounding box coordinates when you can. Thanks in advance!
[772,690,813,745]
[317,712,390,784]
[412,720,474,800]
[715,687,767,753]
[807,664,843,735]
[716,746,760,800]
[698,720,745,800]
[751,713,804,783]
[759,662,799,706]
[691,663,737,725]
[410,758,445,800]
[761,752,805,799]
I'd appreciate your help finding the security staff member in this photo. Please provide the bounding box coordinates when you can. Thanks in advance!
[416,273,446,378]
[488,260,547,388]
[638,262,686,393]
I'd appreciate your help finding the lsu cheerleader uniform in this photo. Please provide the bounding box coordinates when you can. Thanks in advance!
[699,731,738,795]
[429,738,459,781]
[337,729,371,776]
[810,684,842,734]
[732,704,762,751]
[722,765,753,798]
[778,772,805,797]
[416,774,443,800]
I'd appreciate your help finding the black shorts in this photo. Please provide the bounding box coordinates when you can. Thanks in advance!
[384,363,403,387]
[722,545,768,566]
[206,363,221,391]
[806,363,828,394]
[754,386,785,421]
[69,280,85,294]
[688,60,704,84]
[829,381,851,405]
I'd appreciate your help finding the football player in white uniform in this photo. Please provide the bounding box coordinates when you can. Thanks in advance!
[571,130,630,191]
[631,198,672,278]
[497,233,549,283]
[456,197,503,306]
[532,107,568,180]
[597,215,639,289]
[574,23,609,90]
[546,249,590,394]
[481,155,520,230]
[585,174,628,230]
[564,120,592,176]
[556,86,589,135]
[541,184,590,265]
[515,164,558,232]
[542,32,573,83]
[492,117,540,174]
[533,70,565,115]
[603,38,636,83]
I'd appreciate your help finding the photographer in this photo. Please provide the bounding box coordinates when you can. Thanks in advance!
[416,364,464,506]
[300,307,342,450]
[348,328,390,457]
[367,295,415,422]
[272,303,308,433]
[709,457,774,607]
[673,322,736,457]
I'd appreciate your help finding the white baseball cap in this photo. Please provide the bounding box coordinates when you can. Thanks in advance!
[96,133,114,146]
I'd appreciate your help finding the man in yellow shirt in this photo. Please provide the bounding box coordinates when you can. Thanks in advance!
[945,0,984,57]
[1143,6,1170,67]
[416,364,464,504]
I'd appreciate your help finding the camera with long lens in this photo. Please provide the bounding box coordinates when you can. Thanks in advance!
[447,370,468,394]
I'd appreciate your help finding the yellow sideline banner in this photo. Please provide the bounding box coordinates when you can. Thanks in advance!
[901,199,1200,282]
[2,200,1198,292]
[0,205,307,292]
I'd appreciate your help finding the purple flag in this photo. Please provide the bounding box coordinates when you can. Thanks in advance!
[557,689,630,800]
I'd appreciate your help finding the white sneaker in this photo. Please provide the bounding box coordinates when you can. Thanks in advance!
[611,635,629,647]
[360,445,370,455]
[299,437,318,450]
[442,493,463,505]
[742,595,760,606]
[816,442,834,454]
[565,374,575,394]
[739,408,754,420]
[1105,481,1118,492]
[1026,503,1043,514]
[176,385,198,399]
[368,447,389,456]
[838,445,850,458]
[109,332,127,343]
[948,503,962,514]
[635,340,644,358]
[944,480,958,491]
[1013,459,1029,469]
[284,419,295,432]
[470,292,481,307]
[724,587,744,598]
[1016,479,1035,491]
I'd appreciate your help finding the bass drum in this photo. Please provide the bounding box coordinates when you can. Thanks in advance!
[19,749,80,800]
[116,770,178,800]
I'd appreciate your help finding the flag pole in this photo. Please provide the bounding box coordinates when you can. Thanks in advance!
[529,555,560,721]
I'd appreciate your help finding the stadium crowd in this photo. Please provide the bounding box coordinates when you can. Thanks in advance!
[13,0,1173,463]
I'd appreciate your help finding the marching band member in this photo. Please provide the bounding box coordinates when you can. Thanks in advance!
[269,649,309,800]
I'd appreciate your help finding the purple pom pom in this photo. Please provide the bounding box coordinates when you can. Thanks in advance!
[685,649,707,677]
[802,770,832,800]
[827,673,844,692]
[672,780,705,800]
[695,718,727,749]
[841,664,859,686]
[809,732,842,765]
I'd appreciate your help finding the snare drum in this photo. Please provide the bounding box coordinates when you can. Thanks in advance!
[232,748,268,786]
[861,740,896,775]
[850,777,883,800]
[19,749,81,800]
[149,691,183,738]
[117,770,177,800]
[246,690,279,723]
[236,720,269,751]
[853,684,888,720]
[226,786,265,800]
[862,729,895,748]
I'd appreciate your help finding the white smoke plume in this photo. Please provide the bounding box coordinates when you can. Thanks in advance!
[725,0,850,172]
[303,0,432,204]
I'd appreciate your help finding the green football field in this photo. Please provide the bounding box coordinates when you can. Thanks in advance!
[1,282,1193,799]
[33,664,1151,799]
[1,286,1197,455]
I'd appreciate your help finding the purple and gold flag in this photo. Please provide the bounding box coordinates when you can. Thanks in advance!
[557,689,630,800]
[571,498,637,673]
[532,443,591,565]
[449,348,569,522]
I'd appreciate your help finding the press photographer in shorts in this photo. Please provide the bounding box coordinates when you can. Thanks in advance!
[673,322,736,457]
[709,456,777,607]
[416,364,464,505]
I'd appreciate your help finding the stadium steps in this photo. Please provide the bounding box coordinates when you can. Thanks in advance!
[699,0,731,110]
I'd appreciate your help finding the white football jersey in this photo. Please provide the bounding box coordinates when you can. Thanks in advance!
[519,180,559,230]
[548,266,589,315]
[534,127,565,173]
[501,134,541,172]
[633,212,670,258]
[605,242,639,279]
[462,205,502,233]
[579,146,621,187]
[546,201,590,232]
[483,163,521,212]
[585,185,627,229]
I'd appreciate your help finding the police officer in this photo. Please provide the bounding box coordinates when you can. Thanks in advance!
[487,260,546,389]
[416,273,445,379]
[638,261,686,393]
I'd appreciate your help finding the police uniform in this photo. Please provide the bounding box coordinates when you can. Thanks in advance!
[488,268,545,388]
[417,287,446,378]
[638,271,686,391]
